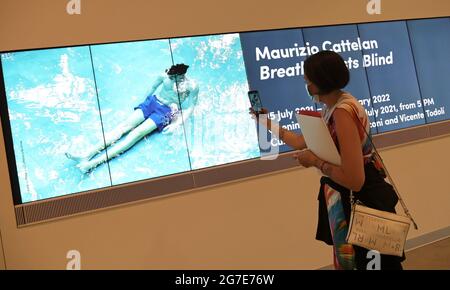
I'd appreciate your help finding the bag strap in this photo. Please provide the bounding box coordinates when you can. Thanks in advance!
[343,103,419,230]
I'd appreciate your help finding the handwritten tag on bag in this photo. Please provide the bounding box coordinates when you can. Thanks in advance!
[346,204,411,257]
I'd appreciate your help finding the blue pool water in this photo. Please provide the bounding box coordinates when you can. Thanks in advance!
[1,34,260,203]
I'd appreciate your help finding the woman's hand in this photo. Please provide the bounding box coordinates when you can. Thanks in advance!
[249,107,270,127]
[248,107,268,118]
[293,149,320,168]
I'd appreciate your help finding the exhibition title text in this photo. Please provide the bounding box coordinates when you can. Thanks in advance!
[255,38,394,80]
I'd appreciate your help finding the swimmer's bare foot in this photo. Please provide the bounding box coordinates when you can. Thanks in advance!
[76,160,92,174]
[65,152,88,162]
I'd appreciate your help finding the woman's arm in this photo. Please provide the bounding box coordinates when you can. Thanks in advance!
[321,108,365,191]
[260,116,306,150]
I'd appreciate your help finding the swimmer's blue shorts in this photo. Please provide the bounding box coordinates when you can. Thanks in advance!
[134,94,173,132]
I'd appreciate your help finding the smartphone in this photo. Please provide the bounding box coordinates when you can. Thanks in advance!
[248,90,263,114]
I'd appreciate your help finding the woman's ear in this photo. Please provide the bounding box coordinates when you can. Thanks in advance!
[310,83,320,95]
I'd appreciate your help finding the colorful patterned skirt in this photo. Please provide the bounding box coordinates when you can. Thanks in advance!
[316,162,405,270]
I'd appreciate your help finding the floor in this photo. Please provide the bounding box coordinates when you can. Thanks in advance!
[403,237,450,270]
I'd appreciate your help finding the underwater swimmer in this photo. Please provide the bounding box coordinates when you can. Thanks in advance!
[65,63,199,173]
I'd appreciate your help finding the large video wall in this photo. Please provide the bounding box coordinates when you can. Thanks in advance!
[1,17,449,204]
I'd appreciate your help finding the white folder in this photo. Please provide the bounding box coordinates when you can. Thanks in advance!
[295,111,341,166]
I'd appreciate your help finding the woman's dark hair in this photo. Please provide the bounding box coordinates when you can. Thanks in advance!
[304,51,349,94]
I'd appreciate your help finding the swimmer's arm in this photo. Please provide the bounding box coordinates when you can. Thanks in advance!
[170,104,194,128]
[147,75,164,96]
[178,83,199,123]
[162,86,198,134]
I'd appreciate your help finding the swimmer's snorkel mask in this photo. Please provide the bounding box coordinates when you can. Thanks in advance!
[166,63,189,79]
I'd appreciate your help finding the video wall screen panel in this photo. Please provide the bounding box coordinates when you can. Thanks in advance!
[89,40,193,187]
[357,21,426,133]
[1,47,112,203]
[1,17,449,206]
[170,34,260,170]
[407,18,450,123]
[240,28,315,153]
